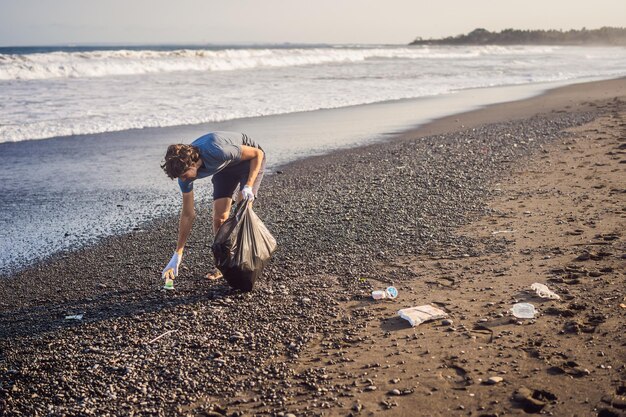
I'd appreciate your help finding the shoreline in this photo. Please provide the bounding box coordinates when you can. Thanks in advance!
[1,76,617,146]
[0,78,624,416]
[1,77,624,277]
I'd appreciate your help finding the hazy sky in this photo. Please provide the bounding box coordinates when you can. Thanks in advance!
[1,0,625,46]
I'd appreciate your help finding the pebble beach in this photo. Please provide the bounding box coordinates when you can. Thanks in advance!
[1,78,624,416]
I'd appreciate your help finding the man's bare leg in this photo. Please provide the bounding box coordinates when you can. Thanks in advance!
[212,197,233,235]
[207,197,232,280]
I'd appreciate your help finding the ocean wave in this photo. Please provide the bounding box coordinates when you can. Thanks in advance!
[0,45,558,81]
[2,45,623,144]
[0,92,434,142]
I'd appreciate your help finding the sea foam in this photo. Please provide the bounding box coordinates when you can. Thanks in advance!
[0,45,558,81]
[1,45,624,143]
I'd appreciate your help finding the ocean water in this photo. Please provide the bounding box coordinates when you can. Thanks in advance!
[2,44,626,143]
[0,44,625,274]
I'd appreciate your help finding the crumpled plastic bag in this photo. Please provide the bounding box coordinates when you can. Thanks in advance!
[530,283,561,300]
[212,201,277,292]
[397,305,448,327]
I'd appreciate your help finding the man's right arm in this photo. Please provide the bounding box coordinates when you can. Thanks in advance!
[176,190,196,254]
[162,189,196,281]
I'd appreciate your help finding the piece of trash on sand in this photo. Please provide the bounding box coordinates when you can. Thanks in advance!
[491,229,516,235]
[372,286,398,300]
[530,283,560,300]
[397,305,448,327]
[65,314,83,320]
[510,303,536,319]
[163,278,174,290]
[148,329,177,344]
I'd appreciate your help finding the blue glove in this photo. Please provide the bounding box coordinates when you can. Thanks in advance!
[162,252,182,280]
[241,185,255,201]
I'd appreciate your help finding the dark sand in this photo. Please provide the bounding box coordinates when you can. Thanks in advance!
[0,78,624,416]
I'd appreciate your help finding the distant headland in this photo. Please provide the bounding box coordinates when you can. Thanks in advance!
[410,27,626,46]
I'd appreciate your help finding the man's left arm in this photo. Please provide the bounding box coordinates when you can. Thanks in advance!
[240,145,264,188]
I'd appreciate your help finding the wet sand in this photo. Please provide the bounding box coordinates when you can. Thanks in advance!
[0,79,572,276]
[0,78,624,416]
[284,94,626,416]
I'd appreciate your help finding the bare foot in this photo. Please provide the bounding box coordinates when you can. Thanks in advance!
[206,269,223,280]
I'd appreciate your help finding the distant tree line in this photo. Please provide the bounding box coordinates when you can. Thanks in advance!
[410,27,626,46]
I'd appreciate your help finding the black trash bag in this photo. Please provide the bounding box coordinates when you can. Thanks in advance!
[212,201,277,292]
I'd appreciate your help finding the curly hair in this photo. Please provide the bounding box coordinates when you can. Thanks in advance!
[161,144,200,179]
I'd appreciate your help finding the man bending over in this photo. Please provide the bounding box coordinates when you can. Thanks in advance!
[160,131,266,289]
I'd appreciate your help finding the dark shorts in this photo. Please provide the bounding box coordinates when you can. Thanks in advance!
[212,156,266,200]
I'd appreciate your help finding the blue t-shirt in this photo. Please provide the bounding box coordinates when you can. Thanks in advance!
[178,131,259,193]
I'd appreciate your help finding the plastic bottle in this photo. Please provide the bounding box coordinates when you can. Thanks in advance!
[372,286,398,300]
[163,278,174,290]
[510,302,536,319]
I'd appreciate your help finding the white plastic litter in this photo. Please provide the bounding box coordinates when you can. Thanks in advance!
[372,286,398,300]
[65,314,84,320]
[397,305,448,327]
[530,283,560,300]
[491,229,516,235]
[510,303,536,319]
